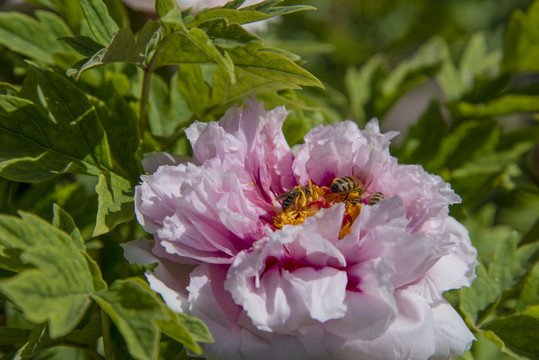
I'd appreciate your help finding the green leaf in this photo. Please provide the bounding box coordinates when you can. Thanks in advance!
[209,66,300,116]
[227,43,324,88]
[184,2,315,28]
[490,234,539,291]
[345,55,385,125]
[452,95,539,118]
[0,211,76,253]
[381,36,448,95]
[502,1,539,73]
[91,279,169,360]
[198,18,261,49]
[25,0,84,30]
[92,94,142,183]
[0,66,113,181]
[0,211,105,339]
[428,120,499,171]
[395,100,446,165]
[517,263,539,313]
[160,5,187,34]
[60,35,104,57]
[136,20,161,63]
[154,28,235,82]
[450,144,530,206]
[79,0,119,46]
[52,204,85,251]
[0,245,93,338]
[155,0,177,19]
[482,306,539,360]
[0,11,72,64]
[460,263,501,326]
[93,172,134,237]
[177,64,211,119]
[0,327,30,345]
[142,72,192,137]
[68,28,145,79]
[15,324,58,360]
[157,307,212,355]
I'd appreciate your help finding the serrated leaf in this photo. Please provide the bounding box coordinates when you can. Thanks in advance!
[482,306,539,360]
[0,11,72,64]
[79,0,119,46]
[0,246,92,338]
[52,204,85,251]
[69,28,145,79]
[460,264,501,326]
[227,43,324,88]
[0,211,76,253]
[0,66,113,181]
[93,172,134,237]
[24,0,84,30]
[91,279,169,360]
[60,35,104,57]
[153,28,235,82]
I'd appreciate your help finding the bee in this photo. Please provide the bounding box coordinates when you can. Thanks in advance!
[278,186,311,211]
[367,192,385,206]
[330,166,373,203]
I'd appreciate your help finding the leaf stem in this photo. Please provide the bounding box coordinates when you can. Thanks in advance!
[138,34,172,137]
[139,64,153,137]
[101,310,113,360]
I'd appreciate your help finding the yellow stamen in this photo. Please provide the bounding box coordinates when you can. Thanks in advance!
[273,180,364,238]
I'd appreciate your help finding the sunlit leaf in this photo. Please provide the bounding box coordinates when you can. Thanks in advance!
[52,204,85,251]
[68,28,145,79]
[93,172,134,237]
[91,279,169,360]
[79,0,119,46]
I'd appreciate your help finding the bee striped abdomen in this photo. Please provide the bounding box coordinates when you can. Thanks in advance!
[331,176,361,193]
[368,192,385,206]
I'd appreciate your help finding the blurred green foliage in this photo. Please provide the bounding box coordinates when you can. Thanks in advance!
[0,0,538,359]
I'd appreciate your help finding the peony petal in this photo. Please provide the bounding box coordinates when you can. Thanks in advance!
[324,258,397,340]
[429,300,475,359]
[326,290,437,360]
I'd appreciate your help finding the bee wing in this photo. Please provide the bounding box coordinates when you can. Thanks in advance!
[352,165,373,189]
[277,190,292,200]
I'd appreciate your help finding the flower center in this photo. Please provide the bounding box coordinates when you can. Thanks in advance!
[273,179,368,239]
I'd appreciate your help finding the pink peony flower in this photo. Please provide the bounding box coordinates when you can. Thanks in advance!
[124,99,478,359]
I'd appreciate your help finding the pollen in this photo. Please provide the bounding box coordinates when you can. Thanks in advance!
[273,180,364,239]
